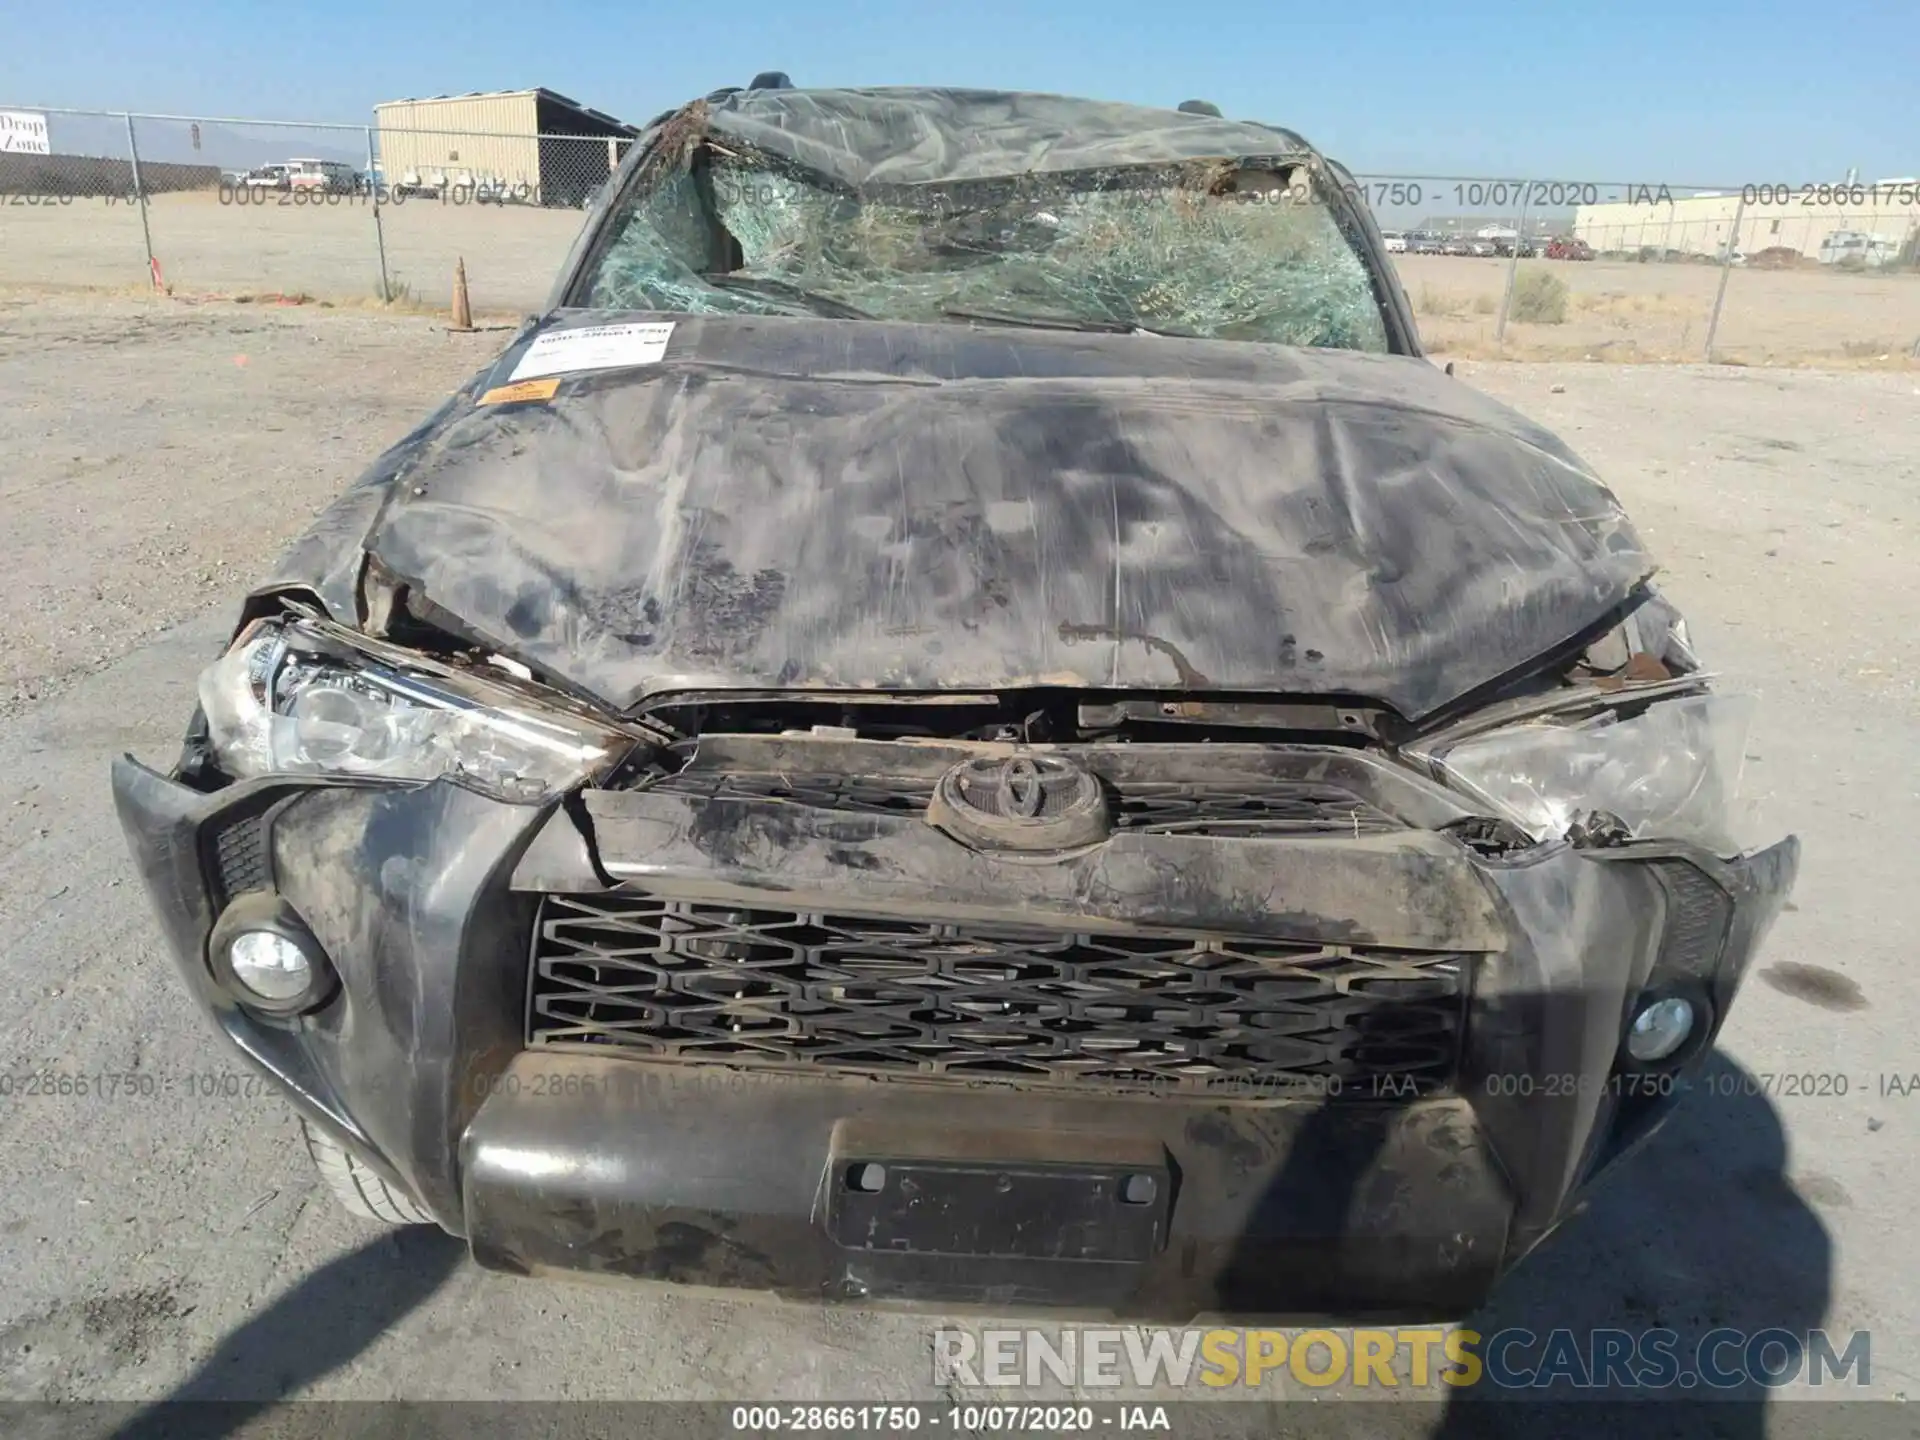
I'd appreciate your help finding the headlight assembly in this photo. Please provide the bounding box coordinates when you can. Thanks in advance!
[1422,691,1756,853]
[198,617,640,802]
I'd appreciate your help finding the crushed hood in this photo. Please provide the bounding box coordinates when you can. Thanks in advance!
[263,312,1654,720]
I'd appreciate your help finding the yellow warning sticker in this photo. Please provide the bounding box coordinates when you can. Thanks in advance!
[477,377,562,406]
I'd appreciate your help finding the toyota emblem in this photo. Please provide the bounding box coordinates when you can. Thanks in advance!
[926,753,1110,853]
[1000,757,1046,818]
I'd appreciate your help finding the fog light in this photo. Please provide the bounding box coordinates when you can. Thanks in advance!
[208,893,336,1017]
[228,931,314,1003]
[1627,995,1696,1063]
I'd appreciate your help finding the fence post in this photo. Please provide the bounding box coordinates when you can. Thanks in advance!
[366,125,391,302]
[122,112,158,288]
[1703,191,1747,362]
[1494,186,1533,345]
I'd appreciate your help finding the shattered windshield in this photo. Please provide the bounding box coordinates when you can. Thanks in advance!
[578,110,1391,350]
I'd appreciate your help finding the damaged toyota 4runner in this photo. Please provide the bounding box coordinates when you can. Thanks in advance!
[114,84,1798,1319]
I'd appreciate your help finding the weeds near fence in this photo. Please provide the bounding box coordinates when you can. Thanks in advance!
[1416,284,1482,319]
[1511,269,1569,324]
[1841,339,1907,358]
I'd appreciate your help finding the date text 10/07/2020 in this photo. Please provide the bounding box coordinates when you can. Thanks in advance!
[729,1405,1170,1433]
[1479,1071,1917,1100]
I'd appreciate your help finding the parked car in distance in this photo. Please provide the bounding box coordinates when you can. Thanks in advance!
[287,158,358,193]
[114,80,1799,1326]
[1382,231,1408,253]
[1545,237,1595,260]
[241,164,291,191]
[1409,233,1445,255]
[1442,236,1473,256]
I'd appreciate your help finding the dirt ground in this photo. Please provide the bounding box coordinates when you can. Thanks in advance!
[0,293,1914,1425]
[0,191,591,316]
[1398,253,1920,365]
[5,191,1919,364]
[0,288,505,717]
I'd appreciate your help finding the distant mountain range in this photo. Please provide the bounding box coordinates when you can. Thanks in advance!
[42,111,366,171]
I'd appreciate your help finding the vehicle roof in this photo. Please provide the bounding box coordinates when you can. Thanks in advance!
[685,86,1318,187]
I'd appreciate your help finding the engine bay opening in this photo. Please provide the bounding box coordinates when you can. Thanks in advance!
[631,689,1400,749]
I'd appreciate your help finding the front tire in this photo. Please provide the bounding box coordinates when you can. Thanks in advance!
[300,1120,432,1225]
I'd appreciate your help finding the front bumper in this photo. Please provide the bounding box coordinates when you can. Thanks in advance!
[111,743,1798,1321]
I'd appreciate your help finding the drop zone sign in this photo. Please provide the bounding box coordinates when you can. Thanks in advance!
[0,112,51,155]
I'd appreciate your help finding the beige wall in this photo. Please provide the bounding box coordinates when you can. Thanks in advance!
[375,94,543,190]
[1573,189,1920,261]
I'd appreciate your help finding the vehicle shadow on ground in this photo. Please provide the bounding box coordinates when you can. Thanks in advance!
[1427,1050,1833,1439]
[109,1226,465,1438]
[1212,1049,1830,1438]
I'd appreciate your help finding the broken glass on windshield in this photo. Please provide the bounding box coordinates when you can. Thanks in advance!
[582,147,1391,351]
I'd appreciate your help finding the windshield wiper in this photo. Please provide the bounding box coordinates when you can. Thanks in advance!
[700,274,873,320]
[940,306,1190,338]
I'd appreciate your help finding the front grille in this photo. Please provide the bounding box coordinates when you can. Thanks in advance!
[1651,861,1733,978]
[645,771,1399,837]
[1111,781,1398,837]
[205,811,272,906]
[527,895,1469,1095]
[649,771,935,816]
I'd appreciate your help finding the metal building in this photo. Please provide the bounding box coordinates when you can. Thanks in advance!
[1572,185,1920,266]
[373,89,638,207]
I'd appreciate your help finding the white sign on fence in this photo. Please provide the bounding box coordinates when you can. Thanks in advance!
[0,111,51,154]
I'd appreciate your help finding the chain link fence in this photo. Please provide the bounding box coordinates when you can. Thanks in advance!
[0,108,633,313]
[4,107,1917,362]
[1358,174,1920,364]
[371,128,632,309]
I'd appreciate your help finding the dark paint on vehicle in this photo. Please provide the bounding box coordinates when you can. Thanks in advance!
[112,84,1799,1320]
[267,313,1650,723]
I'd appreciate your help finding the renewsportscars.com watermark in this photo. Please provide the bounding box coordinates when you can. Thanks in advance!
[933,1326,1871,1391]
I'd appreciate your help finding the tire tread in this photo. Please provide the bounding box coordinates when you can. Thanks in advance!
[300,1120,432,1225]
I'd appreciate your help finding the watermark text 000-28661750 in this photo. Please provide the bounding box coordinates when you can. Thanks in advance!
[0,1068,285,1101]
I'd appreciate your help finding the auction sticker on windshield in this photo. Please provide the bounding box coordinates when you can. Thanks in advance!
[509,322,675,380]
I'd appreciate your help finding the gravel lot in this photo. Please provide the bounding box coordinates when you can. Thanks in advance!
[0,292,1913,1431]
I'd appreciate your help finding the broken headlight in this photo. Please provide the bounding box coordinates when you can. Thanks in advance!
[1427,692,1756,853]
[197,618,635,802]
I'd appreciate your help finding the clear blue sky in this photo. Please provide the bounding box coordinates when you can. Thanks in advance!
[5,0,1915,182]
